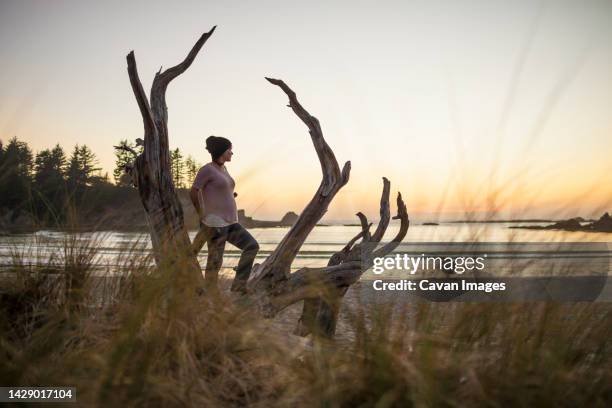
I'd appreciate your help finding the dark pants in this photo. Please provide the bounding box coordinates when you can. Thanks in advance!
[194,222,259,292]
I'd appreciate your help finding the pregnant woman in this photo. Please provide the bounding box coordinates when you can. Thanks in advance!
[190,136,259,293]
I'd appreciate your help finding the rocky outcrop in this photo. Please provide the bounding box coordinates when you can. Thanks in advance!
[546,218,583,231]
[238,209,300,228]
[279,211,299,226]
[510,213,611,233]
[585,212,612,232]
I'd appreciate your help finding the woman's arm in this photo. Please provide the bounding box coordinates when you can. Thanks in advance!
[190,166,212,217]
[190,187,202,216]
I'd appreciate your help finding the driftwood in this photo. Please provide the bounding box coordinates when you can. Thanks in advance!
[123,28,409,337]
[123,27,217,296]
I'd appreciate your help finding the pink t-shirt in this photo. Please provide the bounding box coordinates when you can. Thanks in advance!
[192,163,238,226]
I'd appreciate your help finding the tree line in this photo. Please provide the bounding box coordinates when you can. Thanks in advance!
[0,137,202,227]
[113,139,201,188]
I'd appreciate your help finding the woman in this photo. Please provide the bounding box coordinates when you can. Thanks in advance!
[190,135,259,293]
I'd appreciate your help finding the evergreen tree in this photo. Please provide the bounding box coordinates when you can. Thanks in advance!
[113,139,142,186]
[34,144,66,187]
[170,148,185,188]
[66,144,102,190]
[78,145,101,185]
[184,155,201,186]
[0,137,33,210]
[66,145,83,190]
[33,144,67,213]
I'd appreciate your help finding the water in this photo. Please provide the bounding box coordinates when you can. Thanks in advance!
[1,222,611,277]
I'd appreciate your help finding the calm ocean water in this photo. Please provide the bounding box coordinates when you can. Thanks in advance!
[2,222,611,277]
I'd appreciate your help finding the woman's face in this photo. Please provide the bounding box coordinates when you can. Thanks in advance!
[220,147,233,162]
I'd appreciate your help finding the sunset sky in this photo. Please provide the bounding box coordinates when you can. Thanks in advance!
[1,0,611,221]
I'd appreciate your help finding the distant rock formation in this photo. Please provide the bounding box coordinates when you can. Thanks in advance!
[280,211,299,226]
[238,209,299,228]
[585,212,612,232]
[546,218,583,231]
[510,213,612,233]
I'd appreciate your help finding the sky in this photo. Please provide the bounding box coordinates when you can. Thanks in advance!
[1,0,611,222]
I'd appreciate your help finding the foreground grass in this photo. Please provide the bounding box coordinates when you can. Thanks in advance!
[0,234,611,407]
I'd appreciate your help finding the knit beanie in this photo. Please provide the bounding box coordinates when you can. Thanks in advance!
[205,136,232,160]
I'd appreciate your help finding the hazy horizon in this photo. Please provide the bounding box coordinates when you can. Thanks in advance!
[1,0,611,221]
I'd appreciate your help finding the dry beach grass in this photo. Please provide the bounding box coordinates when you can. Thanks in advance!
[1,229,611,407]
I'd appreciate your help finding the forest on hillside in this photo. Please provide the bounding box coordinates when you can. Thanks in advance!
[0,137,202,231]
